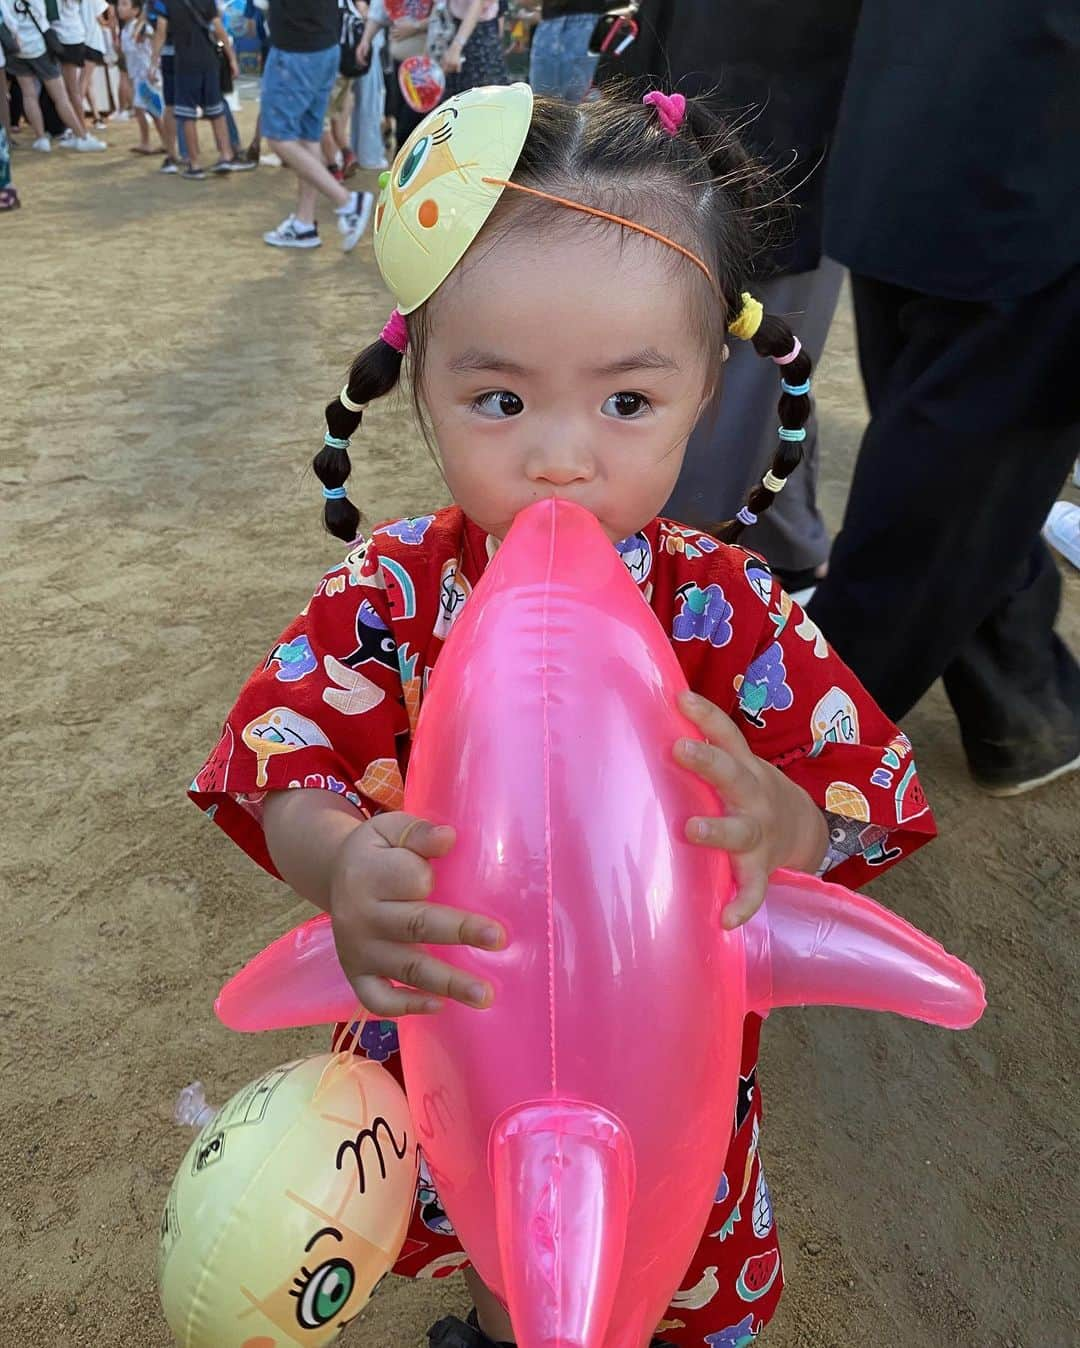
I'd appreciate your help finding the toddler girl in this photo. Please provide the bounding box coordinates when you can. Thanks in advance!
[191,85,936,1347]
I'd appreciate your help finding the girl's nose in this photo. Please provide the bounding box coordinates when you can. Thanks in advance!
[526,443,595,487]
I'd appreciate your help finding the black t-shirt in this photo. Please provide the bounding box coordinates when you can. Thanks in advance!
[541,1,603,17]
[268,0,339,52]
[165,0,218,71]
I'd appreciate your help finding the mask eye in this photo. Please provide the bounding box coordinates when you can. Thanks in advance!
[398,137,432,188]
[291,1259,356,1328]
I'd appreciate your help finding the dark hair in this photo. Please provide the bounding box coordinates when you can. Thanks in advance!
[314,89,812,544]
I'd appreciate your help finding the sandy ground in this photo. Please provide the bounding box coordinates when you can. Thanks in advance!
[1,102,1078,1348]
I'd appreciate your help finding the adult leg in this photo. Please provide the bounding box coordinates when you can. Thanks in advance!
[60,61,88,135]
[42,74,89,138]
[664,259,843,577]
[808,267,1080,732]
[14,74,47,139]
[268,136,350,211]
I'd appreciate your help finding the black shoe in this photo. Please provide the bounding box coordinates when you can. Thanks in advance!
[427,1311,512,1348]
[426,1310,677,1347]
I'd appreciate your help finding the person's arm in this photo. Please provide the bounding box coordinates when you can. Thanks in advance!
[358,11,385,62]
[442,0,488,71]
[149,12,167,70]
[212,12,238,74]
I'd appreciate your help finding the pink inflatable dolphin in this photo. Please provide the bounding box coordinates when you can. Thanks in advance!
[217,499,985,1348]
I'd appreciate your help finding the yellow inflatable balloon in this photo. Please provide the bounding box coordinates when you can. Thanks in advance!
[158,1053,418,1348]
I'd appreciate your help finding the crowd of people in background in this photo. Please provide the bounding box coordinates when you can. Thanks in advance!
[3,0,1077,783]
[0,1,608,214]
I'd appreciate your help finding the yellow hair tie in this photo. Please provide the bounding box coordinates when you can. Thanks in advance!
[729,292,764,342]
[339,386,367,414]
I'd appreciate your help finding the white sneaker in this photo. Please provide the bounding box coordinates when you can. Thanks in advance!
[336,190,374,253]
[74,134,107,152]
[263,215,321,249]
[259,151,282,167]
[1044,501,1080,571]
[110,109,133,122]
[32,136,52,152]
[57,129,76,147]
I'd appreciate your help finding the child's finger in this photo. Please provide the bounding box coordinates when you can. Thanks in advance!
[722,862,769,930]
[368,812,456,858]
[674,737,754,801]
[352,972,442,1018]
[685,813,763,853]
[375,898,504,951]
[368,941,494,1010]
[679,690,749,756]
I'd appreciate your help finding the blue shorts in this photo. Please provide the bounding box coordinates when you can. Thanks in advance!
[528,12,601,104]
[260,43,339,144]
[174,63,225,121]
[161,52,175,107]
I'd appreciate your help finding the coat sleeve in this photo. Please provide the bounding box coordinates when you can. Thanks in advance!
[187,539,411,880]
[724,582,936,890]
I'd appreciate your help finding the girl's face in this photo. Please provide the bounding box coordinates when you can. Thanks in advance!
[117,0,136,19]
[421,225,713,543]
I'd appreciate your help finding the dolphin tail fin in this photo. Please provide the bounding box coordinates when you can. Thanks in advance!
[490,1101,635,1348]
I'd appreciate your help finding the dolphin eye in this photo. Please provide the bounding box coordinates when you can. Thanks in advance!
[398,137,432,188]
[291,1259,356,1328]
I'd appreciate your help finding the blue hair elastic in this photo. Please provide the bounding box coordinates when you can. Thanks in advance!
[324,433,351,450]
[322,485,348,500]
[737,506,758,527]
[780,378,811,397]
[778,426,807,442]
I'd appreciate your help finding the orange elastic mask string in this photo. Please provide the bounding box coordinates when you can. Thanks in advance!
[480,177,717,289]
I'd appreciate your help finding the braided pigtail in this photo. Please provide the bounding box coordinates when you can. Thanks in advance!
[314,309,409,542]
[716,297,813,543]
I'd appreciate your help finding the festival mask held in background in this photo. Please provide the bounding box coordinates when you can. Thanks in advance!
[215,499,986,1348]
[158,1053,418,1348]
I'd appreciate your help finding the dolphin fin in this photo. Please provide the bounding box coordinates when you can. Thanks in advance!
[743,868,985,1030]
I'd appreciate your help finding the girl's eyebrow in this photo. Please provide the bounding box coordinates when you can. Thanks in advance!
[446,348,680,377]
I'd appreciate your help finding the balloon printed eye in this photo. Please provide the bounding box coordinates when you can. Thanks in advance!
[291,1258,356,1328]
[398,137,432,188]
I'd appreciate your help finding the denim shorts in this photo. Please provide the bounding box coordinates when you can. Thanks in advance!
[260,43,339,144]
[528,12,601,104]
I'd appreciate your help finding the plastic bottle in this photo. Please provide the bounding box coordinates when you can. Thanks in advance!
[174,1081,218,1130]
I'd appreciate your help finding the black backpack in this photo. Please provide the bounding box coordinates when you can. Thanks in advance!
[339,0,370,79]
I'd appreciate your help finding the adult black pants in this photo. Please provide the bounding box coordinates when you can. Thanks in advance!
[808,268,1080,785]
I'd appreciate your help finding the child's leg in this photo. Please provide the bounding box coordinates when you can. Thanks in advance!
[134,105,150,148]
[209,112,231,160]
[182,116,200,167]
[222,102,240,154]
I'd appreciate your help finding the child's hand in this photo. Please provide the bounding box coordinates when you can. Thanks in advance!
[329,811,505,1018]
[674,690,828,929]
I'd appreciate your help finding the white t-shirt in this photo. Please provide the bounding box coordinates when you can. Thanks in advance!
[80,0,110,55]
[52,0,86,45]
[4,0,49,59]
[121,18,151,84]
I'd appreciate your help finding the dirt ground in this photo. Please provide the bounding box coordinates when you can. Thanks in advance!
[2,102,1078,1348]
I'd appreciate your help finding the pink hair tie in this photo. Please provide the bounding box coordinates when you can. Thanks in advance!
[380,308,409,353]
[643,91,687,138]
[772,337,802,366]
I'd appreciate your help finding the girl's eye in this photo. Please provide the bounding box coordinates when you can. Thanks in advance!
[473,391,525,419]
[292,1258,356,1328]
[602,392,652,419]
